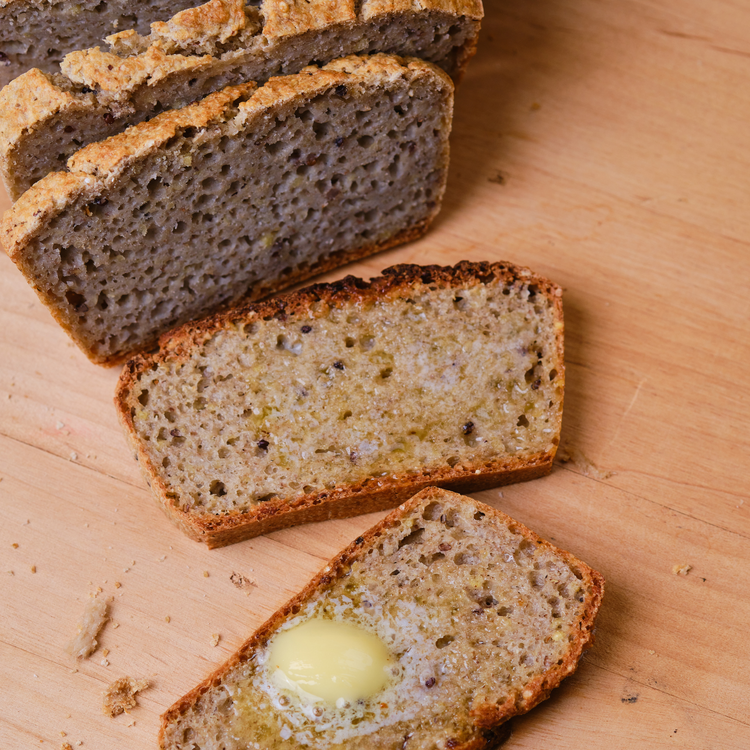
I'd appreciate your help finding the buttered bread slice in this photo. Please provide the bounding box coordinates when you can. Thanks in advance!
[2,55,453,364]
[115,261,565,547]
[0,0,482,199]
[159,487,604,749]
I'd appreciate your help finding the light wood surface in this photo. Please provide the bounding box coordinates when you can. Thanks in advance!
[2,0,749,747]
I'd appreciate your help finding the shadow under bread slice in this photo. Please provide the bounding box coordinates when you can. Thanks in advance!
[159,487,604,750]
[0,0,483,199]
[1,54,453,364]
[115,261,565,548]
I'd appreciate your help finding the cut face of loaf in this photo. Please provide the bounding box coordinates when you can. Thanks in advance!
[0,0,482,199]
[115,261,565,548]
[2,55,453,364]
[159,487,604,750]
[0,0,201,89]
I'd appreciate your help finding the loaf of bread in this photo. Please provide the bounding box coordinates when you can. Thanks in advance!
[0,0,201,89]
[1,55,453,364]
[159,487,604,749]
[0,0,483,200]
[115,261,565,548]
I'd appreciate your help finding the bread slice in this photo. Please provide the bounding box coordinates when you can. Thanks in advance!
[115,261,565,548]
[1,54,453,364]
[0,0,202,89]
[0,0,483,200]
[159,487,604,749]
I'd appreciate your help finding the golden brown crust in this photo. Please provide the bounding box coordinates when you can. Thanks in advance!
[1,54,445,261]
[362,0,483,21]
[158,487,602,748]
[150,0,249,46]
[115,260,564,547]
[263,0,357,39]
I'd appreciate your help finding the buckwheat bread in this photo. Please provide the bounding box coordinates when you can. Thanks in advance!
[0,0,482,199]
[115,261,565,548]
[159,487,604,749]
[1,54,453,364]
[0,0,202,89]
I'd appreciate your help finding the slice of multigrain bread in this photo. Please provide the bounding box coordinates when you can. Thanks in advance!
[1,55,453,364]
[0,0,482,199]
[159,487,604,750]
[0,0,202,89]
[115,261,565,548]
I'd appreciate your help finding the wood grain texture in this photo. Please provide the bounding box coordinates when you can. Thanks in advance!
[1,0,749,747]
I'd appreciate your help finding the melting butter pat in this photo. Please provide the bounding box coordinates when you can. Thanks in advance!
[267,619,392,706]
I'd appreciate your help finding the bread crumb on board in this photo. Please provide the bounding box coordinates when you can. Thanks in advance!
[672,563,692,576]
[67,596,109,659]
[62,743,73,750]
[557,445,614,480]
[103,676,150,717]
[230,572,256,593]
[211,633,221,647]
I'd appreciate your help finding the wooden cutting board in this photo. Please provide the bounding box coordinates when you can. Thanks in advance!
[1,0,749,747]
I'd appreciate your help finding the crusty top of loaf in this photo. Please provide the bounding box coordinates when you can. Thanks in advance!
[1,54,451,259]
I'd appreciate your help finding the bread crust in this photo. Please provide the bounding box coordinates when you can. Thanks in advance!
[158,487,603,748]
[115,261,565,548]
[0,0,480,199]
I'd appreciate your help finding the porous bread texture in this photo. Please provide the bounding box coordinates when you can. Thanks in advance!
[0,0,201,89]
[2,54,453,364]
[115,261,564,548]
[159,487,604,750]
[0,0,481,199]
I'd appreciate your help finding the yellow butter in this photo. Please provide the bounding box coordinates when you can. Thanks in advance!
[267,619,392,706]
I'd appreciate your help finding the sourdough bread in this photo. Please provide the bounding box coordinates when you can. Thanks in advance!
[115,261,565,548]
[0,0,482,199]
[0,0,202,89]
[159,487,604,749]
[2,54,453,364]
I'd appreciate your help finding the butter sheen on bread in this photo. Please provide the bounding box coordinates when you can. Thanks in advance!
[115,261,565,548]
[159,487,604,749]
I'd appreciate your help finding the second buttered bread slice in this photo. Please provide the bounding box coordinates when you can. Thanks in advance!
[115,261,565,547]
[1,54,453,364]
[159,487,604,749]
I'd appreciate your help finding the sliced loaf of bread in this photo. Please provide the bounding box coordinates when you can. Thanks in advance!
[159,487,604,749]
[0,0,482,199]
[2,54,453,364]
[115,261,565,548]
[0,0,202,89]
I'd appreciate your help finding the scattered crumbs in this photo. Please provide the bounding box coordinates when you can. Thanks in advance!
[77,742,83,747]
[127,719,136,727]
[203,570,210,578]
[31,565,37,573]
[165,615,171,623]
[70,668,78,674]
[56,421,65,429]
[488,171,507,185]
[530,101,541,110]
[123,567,130,573]
[103,676,150,717]
[648,650,656,655]
[557,445,614,480]
[672,564,692,576]
[67,595,109,659]
[70,452,78,461]
[621,693,639,704]
[7,570,14,576]
[62,743,73,750]
[737,499,745,508]
[114,582,121,589]
[101,659,110,667]
[24,519,30,525]
[12,542,18,549]
[33,673,39,678]
[131,560,136,566]
[111,621,119,629]
[102,649,110,658]
[159,555,167,562]
[83,523,88,528]
[60,731,67,737]
[211,633,221,647]
[230,572,257,594]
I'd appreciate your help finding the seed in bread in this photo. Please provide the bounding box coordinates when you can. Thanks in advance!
[1,54,453,364]
[115,261,565,548]
[0,0,202,89]
[0,0,482,200]
[159,487,604,749]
